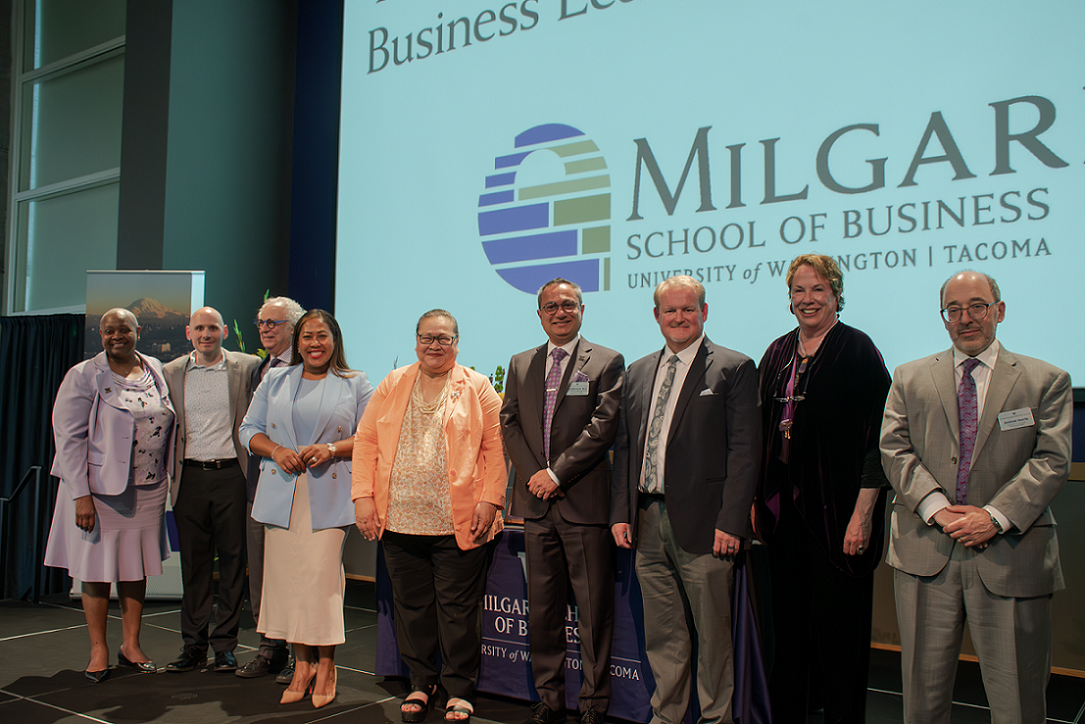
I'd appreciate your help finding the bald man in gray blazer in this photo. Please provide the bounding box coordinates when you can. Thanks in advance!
[881,271,1072,724]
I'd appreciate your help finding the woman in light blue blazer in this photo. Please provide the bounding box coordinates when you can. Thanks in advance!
[240,310,372,709]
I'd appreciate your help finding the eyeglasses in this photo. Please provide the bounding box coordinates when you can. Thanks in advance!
[417,334,457,346]
[254,319,290,329]
[540,300,580,315]
[940,302,996,324]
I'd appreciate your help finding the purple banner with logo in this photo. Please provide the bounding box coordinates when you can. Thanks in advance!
[375,530,768,724]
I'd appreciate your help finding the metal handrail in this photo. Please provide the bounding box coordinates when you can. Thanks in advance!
[0,465,44,602]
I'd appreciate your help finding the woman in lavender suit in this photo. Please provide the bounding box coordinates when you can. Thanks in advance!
[45,308,175,682]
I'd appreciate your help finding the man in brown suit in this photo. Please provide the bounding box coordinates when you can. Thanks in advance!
[502,278,624,724]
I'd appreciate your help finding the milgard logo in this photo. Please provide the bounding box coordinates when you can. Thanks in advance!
[477,124,611,294]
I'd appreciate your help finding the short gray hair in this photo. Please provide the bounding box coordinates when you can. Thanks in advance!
[536,278,583,308]
[260,296,305,327]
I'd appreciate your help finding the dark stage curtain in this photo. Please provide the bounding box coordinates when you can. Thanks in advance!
[0,314,85,600]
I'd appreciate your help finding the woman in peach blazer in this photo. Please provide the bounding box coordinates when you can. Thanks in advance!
[352,309,504,724]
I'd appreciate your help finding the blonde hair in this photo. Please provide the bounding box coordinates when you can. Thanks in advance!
[653,275,705,308]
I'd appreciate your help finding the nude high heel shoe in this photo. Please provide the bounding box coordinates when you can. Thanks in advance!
[280,673,315,704]
[312,667,337,709]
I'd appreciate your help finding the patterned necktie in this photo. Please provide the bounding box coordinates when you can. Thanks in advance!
[955,358,981,504]
[643,355,679,493]
[261,356,282,381]
[542,348,568,461]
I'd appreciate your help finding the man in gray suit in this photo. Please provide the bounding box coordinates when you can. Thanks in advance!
[611,275,760,724]
[881,271,1072,724]
[502,278,624,724]
[163,307,260,673]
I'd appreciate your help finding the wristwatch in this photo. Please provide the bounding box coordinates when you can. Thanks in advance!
[989,512,1004,534]
[326,443,337,457]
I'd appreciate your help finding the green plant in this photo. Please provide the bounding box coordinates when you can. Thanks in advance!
[471,365,505,392]
[232,289,271,357]
[490,365,505,393]
[232,319,248,354]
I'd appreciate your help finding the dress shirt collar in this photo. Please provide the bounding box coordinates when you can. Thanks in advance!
[546,335,580,360]
[952,338,999,372]
[185,350,227,371]
[660,334,704,369]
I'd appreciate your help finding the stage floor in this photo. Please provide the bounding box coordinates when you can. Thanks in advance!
[0,579,1081,724]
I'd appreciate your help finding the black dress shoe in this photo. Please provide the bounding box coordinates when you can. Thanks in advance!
[118,652,157,673]
[235,654,283,678]
[165,651,207,673]
[85,668,110,683]
[579,709,604,724]
[213,650,238,672]
[526,703,566,724]
[275,656,296,685]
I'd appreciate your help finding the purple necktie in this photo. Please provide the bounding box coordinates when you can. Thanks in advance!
[955,358,981,504]
[261,356,282,381]
[543,348,568,461]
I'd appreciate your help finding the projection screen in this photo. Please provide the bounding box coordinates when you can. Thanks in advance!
[336,1,1084,386]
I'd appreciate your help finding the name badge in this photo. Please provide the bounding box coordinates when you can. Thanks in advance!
[567,381,590,396]
[997,407,1034,431]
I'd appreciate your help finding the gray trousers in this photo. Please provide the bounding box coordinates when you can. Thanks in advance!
[635,497,735,724]
[894,544,1052,724]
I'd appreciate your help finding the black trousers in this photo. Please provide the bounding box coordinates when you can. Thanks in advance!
[173,462,247,655]
[524,507,614,714]
[765,482,875,724]
[382,531,494,700]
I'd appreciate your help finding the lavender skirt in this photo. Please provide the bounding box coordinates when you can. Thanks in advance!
[44,479,170,583]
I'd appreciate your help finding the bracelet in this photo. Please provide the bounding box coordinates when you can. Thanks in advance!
[271,444,282,459]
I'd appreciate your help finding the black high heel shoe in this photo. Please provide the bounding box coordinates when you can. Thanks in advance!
[85,668,110,683]
[118,651,157,673]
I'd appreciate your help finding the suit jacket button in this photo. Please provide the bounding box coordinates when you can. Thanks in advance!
[332,472,337,479]
[337,426,342,433]
[271,469,277,475]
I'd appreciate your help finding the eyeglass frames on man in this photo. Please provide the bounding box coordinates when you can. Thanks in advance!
[540,300,580,315]
[940,302,996,324]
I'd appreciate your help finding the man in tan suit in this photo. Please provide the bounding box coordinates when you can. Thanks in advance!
[881,271,1072,724]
